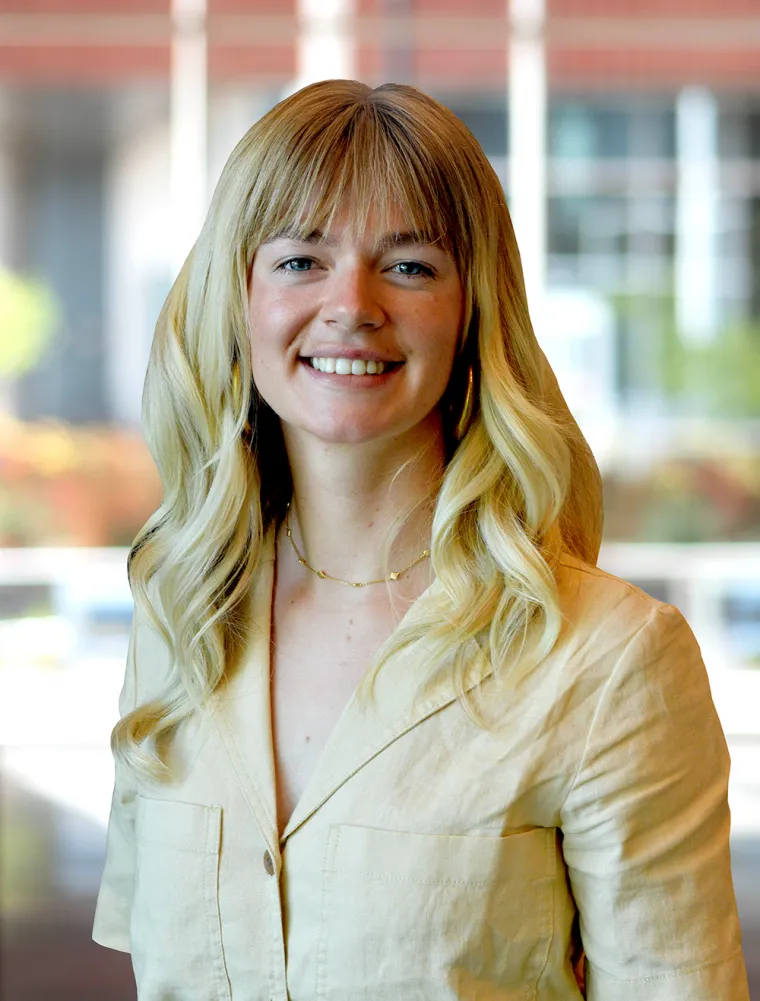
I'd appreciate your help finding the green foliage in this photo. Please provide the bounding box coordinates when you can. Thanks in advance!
[661,320,760,418]
[0,268,60,378]
[613,290,760,418]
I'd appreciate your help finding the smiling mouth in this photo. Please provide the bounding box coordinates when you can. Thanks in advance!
[301,357,403,376]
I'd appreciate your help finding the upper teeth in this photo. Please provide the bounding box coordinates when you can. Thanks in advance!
[310,357,387,375]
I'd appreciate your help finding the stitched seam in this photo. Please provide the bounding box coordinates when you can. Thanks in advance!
[560,603,663,812]
[134,796,222,853]
[202,809,231,1001]
[315,827,338,1000]
[210,702,277,841]
[323,866,555,886]
[287,704,466,835]
[558,560,667,604]
[136,839,216,853]
[591,946,746,985]
[532,832,556,1001]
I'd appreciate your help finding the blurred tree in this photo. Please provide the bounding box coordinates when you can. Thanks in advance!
[0,268,59,380]
[661,319,760,418]
[614,289,760,417]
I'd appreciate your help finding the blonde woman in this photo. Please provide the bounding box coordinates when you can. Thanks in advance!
[93,81,749,1000]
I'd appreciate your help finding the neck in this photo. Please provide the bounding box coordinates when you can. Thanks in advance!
[279,417,443,594]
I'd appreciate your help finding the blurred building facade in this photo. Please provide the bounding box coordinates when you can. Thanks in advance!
[2,10,759,997]
[0,0,758,445]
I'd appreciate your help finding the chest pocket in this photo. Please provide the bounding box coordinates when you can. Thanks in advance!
[316,824,556,1001]
[130,795,231,1001]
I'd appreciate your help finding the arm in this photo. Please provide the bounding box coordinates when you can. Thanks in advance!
[92,608,138,953]
[560,603,750,1000]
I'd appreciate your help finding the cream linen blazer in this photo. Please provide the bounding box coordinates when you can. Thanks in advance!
[93,530,750,1001]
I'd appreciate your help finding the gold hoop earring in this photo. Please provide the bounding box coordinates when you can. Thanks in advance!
[454,366,474,441]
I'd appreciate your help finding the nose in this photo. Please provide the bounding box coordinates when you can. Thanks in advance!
[321,264,385,332]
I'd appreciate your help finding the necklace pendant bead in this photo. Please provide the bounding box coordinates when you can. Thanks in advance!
[285,501,429,587]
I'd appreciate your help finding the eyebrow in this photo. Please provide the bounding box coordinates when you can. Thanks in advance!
[261,228,439,251]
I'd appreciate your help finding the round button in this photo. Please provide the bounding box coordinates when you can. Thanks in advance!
[263,850,275,876]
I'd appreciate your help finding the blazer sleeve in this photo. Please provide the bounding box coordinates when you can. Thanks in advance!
[92,606,139,954]
[560,602,750,1001]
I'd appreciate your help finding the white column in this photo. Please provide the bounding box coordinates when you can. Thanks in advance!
[105,120,171,428]
[675,86,719,344]
[290,0,355,93]
[208,90,274,195]
[170,0,208,276]
[508,0,547,328]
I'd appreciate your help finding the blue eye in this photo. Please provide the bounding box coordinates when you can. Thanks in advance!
[279,257,314,272]
[392,261,435,278]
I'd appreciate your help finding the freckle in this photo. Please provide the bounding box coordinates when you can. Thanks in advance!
[305,735,311,743]
[349,618,353,625]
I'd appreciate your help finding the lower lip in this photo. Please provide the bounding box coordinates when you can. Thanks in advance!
[299,359,403,387]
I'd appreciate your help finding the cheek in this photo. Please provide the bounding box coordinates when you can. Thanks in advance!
[422,295,463,365]
[247,281,303,342]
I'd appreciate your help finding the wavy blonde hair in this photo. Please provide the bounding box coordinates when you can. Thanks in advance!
[114,79,603,782]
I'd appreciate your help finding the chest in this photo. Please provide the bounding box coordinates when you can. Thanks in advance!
[269,596,401,837]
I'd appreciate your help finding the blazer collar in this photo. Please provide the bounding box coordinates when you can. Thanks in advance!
[208,524,496,854]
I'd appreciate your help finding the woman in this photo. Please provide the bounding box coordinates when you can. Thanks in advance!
[92,80,749,1000]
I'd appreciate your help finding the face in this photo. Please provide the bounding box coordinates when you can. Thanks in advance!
[247,202,464,452]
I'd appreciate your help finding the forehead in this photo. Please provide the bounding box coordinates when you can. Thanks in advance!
[258,183,453,251]
[260,223,446,255]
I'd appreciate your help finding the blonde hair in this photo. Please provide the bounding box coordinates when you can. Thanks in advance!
[115,80,603,782]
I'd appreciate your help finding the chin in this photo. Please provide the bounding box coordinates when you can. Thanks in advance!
[306,422,398,445]
[282,407,444,449]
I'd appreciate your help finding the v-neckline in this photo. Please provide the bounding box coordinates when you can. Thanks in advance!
[266,520,439,843]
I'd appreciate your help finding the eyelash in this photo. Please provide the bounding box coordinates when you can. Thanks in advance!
[276,257,436,280]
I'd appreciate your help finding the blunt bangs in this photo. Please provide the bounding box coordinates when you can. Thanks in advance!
[242,84,480,280]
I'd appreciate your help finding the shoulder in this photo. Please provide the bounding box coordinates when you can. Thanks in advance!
[556,564,742,996]
[557,548,664,616]
[528,551,711,741]
[550,551,716,757]
[554,548,678,653]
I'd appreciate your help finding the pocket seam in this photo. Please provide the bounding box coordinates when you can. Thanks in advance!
[202,806,232,1001]
[533,831,557,999]
[315,824,339,1001]
[323,866,543,887]
[135,794,222,853]
[325,824,556,884]
[131,796,231,1001]
[137,838,216,853]
[317,824,557,998]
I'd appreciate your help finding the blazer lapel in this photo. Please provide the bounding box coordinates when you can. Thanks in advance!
[208,524,496,851]
[208,533,280,855]
[279,581,496,842]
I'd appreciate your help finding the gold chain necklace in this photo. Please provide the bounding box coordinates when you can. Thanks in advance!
[285,502,431,588]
